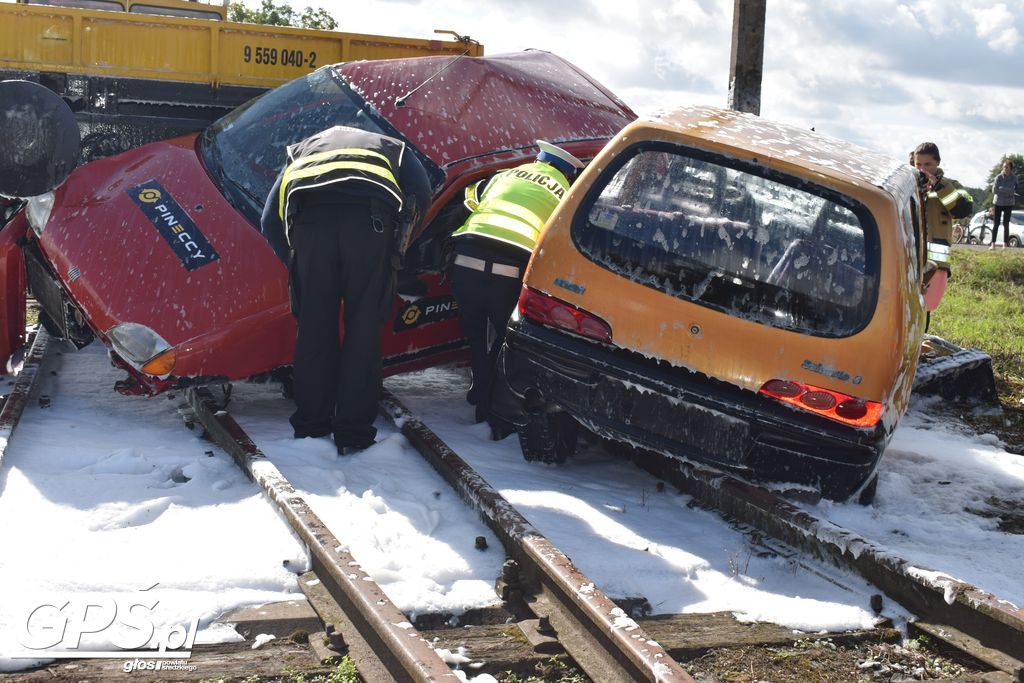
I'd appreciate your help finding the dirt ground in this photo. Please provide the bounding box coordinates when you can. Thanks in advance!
[485,633,1000,683]
[682,638,1001,682]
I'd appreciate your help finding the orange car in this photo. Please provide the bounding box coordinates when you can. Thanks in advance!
[492,105,932,502]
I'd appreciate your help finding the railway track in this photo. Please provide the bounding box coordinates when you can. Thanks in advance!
[183,379,1022,681]
[624,447,1024,679]
[0,328,48,475]
[185,385,694,682]
[1,340,1021,681]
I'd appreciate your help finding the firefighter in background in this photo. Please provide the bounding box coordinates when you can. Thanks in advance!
[262,126,431,454]
[449,140,584,427]
[912,141,973,311]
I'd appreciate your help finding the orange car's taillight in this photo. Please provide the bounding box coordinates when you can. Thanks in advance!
[518,286,612,343]
[759,378,882,427]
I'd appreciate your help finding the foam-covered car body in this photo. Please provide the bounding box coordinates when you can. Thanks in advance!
[0,51,635,393]
[493,106,927,501]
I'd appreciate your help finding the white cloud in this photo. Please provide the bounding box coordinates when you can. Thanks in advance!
[905,0,967,36]
[891,4,925,31]
[972,3,1022,52]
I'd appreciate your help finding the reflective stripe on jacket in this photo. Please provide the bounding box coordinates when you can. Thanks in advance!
[453,161,570,253]
[279,126,406,224]
[925,174,972,245]
[926,241,950,267]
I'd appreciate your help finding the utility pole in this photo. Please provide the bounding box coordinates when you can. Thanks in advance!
[727,0,766,115]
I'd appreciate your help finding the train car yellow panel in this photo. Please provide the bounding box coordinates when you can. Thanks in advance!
[0,10,74,70]
[1,2,483,88]
[348,37,481,61]
[216,27,343,87]
[214,27,482,88]
[0,0,485,152]
[80,16,212,77]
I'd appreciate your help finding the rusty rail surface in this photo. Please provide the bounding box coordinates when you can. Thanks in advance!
[185,387,460,683]
[0,328,48,480]
[630,454,1024,679]
[379,390,695,683]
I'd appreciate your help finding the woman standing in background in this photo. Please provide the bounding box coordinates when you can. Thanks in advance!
[991,159,1018,249]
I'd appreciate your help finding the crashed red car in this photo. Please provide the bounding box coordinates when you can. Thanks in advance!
[0,52,635,393]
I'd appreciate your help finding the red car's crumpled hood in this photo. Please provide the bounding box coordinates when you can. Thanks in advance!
[339,51,637,168]
[37,134,290,367]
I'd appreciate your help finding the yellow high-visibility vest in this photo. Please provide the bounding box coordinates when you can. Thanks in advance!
[453,161,570,253]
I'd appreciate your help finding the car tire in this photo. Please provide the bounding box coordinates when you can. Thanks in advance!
[967,235,978,245]
[1009,236,1020,248]
[518,411,579,464]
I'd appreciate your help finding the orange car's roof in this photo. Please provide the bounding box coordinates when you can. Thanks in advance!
[640,105,913,200]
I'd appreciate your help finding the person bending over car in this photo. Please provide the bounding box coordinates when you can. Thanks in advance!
[449,141,584,431]
[912,142,973,311]
[262,126,430,454]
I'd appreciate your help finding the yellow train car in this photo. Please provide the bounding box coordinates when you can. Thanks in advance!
[493,105,930,503]
[0,0,483,151]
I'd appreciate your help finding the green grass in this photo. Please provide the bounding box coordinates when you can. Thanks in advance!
[929,248,1024,403]
[497,656,587,682]
[26,299,39,328]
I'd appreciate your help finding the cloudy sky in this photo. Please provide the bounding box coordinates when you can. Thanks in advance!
[320,0,1022,188]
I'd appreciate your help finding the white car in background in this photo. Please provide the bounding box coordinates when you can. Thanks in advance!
[965,209,1024,246]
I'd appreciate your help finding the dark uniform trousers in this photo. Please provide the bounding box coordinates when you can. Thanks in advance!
[449,240,526,421]
[289,199,392,448]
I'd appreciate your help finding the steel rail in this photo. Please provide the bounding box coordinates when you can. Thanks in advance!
[185,387,460,683]
[631,454,1024,678]
[379,390,695,683]
[0,328,49,480]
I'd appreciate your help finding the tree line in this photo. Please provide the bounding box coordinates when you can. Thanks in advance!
[228,0,336,30]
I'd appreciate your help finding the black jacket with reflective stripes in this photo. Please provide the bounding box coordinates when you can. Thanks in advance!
[279,126,407,226]
[261,127,432,262]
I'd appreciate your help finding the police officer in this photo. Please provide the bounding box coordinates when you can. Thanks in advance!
[449,140,584,426]
[262,126,430,454]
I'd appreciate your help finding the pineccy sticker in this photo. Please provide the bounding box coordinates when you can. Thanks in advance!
[129,180,219,272]
[394,295,459,332]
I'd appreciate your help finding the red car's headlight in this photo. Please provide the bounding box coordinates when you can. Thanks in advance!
[25,192,55,237]
[107,323,176,376]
